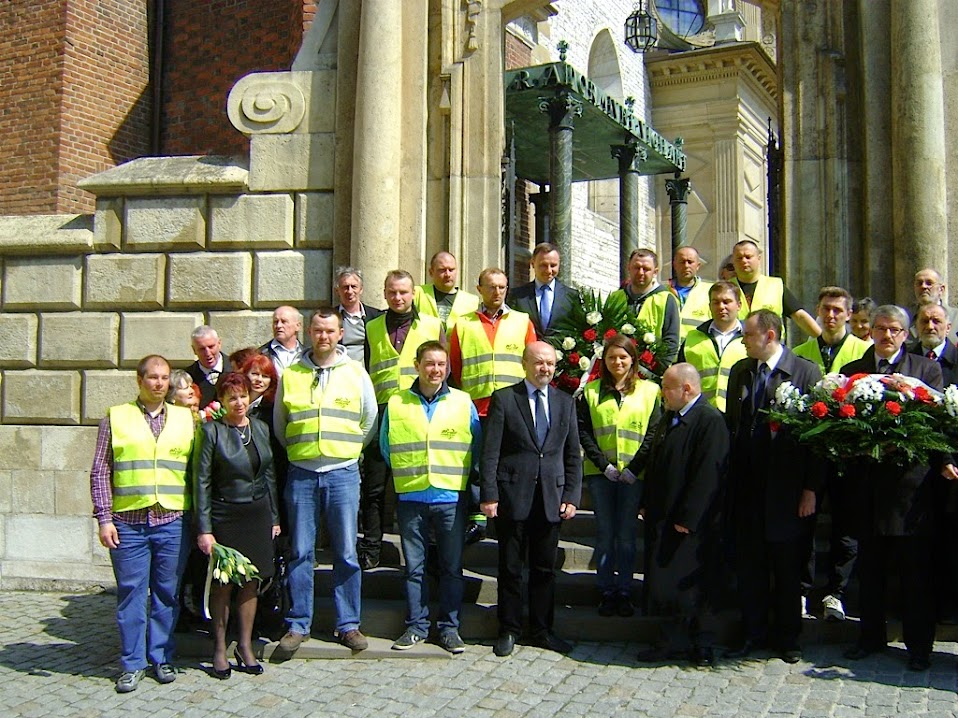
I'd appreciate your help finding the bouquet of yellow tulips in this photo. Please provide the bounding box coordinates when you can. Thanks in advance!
[202,543,261,619]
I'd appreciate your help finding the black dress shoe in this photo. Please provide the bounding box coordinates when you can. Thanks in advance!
[843,645,882,661]
[529,633,572,654]
[358,551,380,570]
[494,633,517,657]
[209,664,231,680]
[464,521,487,546]
[689,646,715,667]
[233,648,264,675]
[779,648,802,664]
[907,654,930,672]
[724,640,765,659]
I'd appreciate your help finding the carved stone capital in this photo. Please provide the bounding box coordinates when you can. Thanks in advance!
[228,73,308,135]
[537,93,583,130]
[666,177,692,203]
[611,142,646,173]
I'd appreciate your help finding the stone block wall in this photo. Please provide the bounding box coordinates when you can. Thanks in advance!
[0,157,334,588]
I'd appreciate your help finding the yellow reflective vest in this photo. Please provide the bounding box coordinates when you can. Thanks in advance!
[672,279,713,341]
[455,310,531,401]
[582,379,660,477]
[414,284,480,332]
[681,326,748,413]
[282,362,368,462]
[736,275,784,318]
[793,333,870,374]
[110,402,194,513]
[387,388,474,493]
[366,313,443,404]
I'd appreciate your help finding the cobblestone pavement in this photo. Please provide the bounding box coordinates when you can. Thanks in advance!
[2,591,958,717]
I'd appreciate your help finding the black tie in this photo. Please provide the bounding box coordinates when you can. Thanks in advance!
[878,359,891,374]
[752,363,770,412]
[535,389,549,446]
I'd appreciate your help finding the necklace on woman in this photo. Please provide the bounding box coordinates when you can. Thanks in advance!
[232,423,251,446]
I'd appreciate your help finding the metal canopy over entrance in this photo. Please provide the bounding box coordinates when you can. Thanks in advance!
[504,58,688,281]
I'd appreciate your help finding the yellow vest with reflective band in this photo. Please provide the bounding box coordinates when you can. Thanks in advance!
[681,327,748,413]
[387,388,474,493]
[282,362,368,462]
[366,314,443,404]
[793,333,870,374]
[109,402,194,513]
[414,284,480,333]
[736,275,784,318]
[582,379,660,477]
[673,279,713,341]
[455,310,531,401]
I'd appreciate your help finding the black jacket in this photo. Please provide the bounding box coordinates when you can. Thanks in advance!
[192,416,278,534]
[507,280,580,339]
[186,355,232,409]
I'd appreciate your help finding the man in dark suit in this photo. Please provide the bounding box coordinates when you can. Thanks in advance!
[909,303,958,386]
[632,363,729,667]
[724,309,822,664]
[480,341,582,656]
[506,242,580,339]
[187,325,231,408]
[843,304,956,672]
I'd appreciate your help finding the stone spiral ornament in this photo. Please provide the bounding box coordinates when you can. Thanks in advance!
[227,75,306,135]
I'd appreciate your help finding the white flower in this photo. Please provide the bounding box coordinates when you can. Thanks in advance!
[586,311,602,326]
[642,332,656,345]
[555,350,563,361]
[561,336,576,350]
[621,323,636,335]
[847,377,884,403]
[578,356,591,371]
[945,385,958,417]
[593,344,603,359]
[773,381,804,411]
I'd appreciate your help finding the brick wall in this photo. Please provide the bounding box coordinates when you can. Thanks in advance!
[0,2,65,214]
[160,0,311,157]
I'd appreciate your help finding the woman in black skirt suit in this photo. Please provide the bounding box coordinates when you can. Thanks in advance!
[194,373,280,678]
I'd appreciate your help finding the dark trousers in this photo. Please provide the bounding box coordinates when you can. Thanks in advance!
[358,412,389,556]
[736,530,805,651]
[494,485,560,638]
[857,533,935,657]
[801,472,858,598]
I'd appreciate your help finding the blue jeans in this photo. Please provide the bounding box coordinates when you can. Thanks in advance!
[285,463,362,634]
[589,475,644,596]
[396,497,466,636]
[111,517,190,672]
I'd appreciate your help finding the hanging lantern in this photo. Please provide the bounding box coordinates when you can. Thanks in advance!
[624,0,657,53]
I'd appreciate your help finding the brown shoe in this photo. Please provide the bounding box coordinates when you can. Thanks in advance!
[338,629,368,651]
[278,630,307,653]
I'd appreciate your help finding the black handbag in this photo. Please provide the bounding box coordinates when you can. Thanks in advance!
[255,539,291,640]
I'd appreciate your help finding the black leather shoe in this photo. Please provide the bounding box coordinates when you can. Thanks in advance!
[493,633,517,657]
[690,646,715,667]
[843,645,881,661]
[529,633,572,654]
[465,521,487,546]
[907,654,930,672]
[724,640,765,659]
[233,648,264,675]
[358,551,380,570]
[779,648,802,664]
[209,664,231,680]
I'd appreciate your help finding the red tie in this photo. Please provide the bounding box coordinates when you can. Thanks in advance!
[927,350,937,360]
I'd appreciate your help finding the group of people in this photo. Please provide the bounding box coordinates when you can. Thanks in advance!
[91,238,958,693]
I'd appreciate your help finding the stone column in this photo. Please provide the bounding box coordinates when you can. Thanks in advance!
[350,0,403,297]
[539,92,582,284]
[612,142,642,281]
[666,177,691,281]
[891,0,947,303]
[529,191,551,246]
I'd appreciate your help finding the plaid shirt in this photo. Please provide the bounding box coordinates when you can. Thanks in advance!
[89,402,185,527]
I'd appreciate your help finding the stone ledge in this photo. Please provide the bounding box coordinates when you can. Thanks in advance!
[78,155,249,197]
[0,215,94,255]
[0,561,115,592]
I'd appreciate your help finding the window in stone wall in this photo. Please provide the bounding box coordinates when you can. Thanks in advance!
[654,0,706,39]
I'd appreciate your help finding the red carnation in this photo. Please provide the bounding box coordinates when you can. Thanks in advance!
[832,387,848,402]
[913,386,933,404]
[583,328,597,342]
[885,400,902,416]
[559,373,580,390]
[603,328,618,340]
[769,420,781,433]
[838,404,856,418]
[639,350,655,365]
[810,401,829,419]
[568,352,581,365]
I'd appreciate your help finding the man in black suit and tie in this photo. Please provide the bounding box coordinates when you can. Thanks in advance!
[724,309,823,664]
[480,341,582,656]
[186,325,231,408]
[909,303,958,387]
[843,304,957,671]
[506,242,580,339]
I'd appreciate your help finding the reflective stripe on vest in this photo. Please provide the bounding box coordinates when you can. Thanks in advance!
[676,280,713,341]
[366,314,443,404]
[682,329,748,413]
[582,379,659,476]
[109,402,194,513]
[387,389,474,492]
[456,311,531,400]
[282,362,368,461]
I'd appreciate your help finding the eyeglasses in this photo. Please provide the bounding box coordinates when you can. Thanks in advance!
[872,326,905,337]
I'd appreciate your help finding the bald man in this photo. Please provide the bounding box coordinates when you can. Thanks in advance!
[669,247,713,341]
[414,251,480,334]
[259,305,307,376]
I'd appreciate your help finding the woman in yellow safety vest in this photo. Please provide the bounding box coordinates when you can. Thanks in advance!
[577,334,661,618]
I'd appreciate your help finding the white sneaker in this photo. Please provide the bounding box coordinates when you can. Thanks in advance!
[822,594,846,621]
[801,595,816,619]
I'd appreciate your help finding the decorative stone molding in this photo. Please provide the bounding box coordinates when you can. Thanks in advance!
[646,42,778,101]
[228,71,337,137]
[465,1,482,55]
